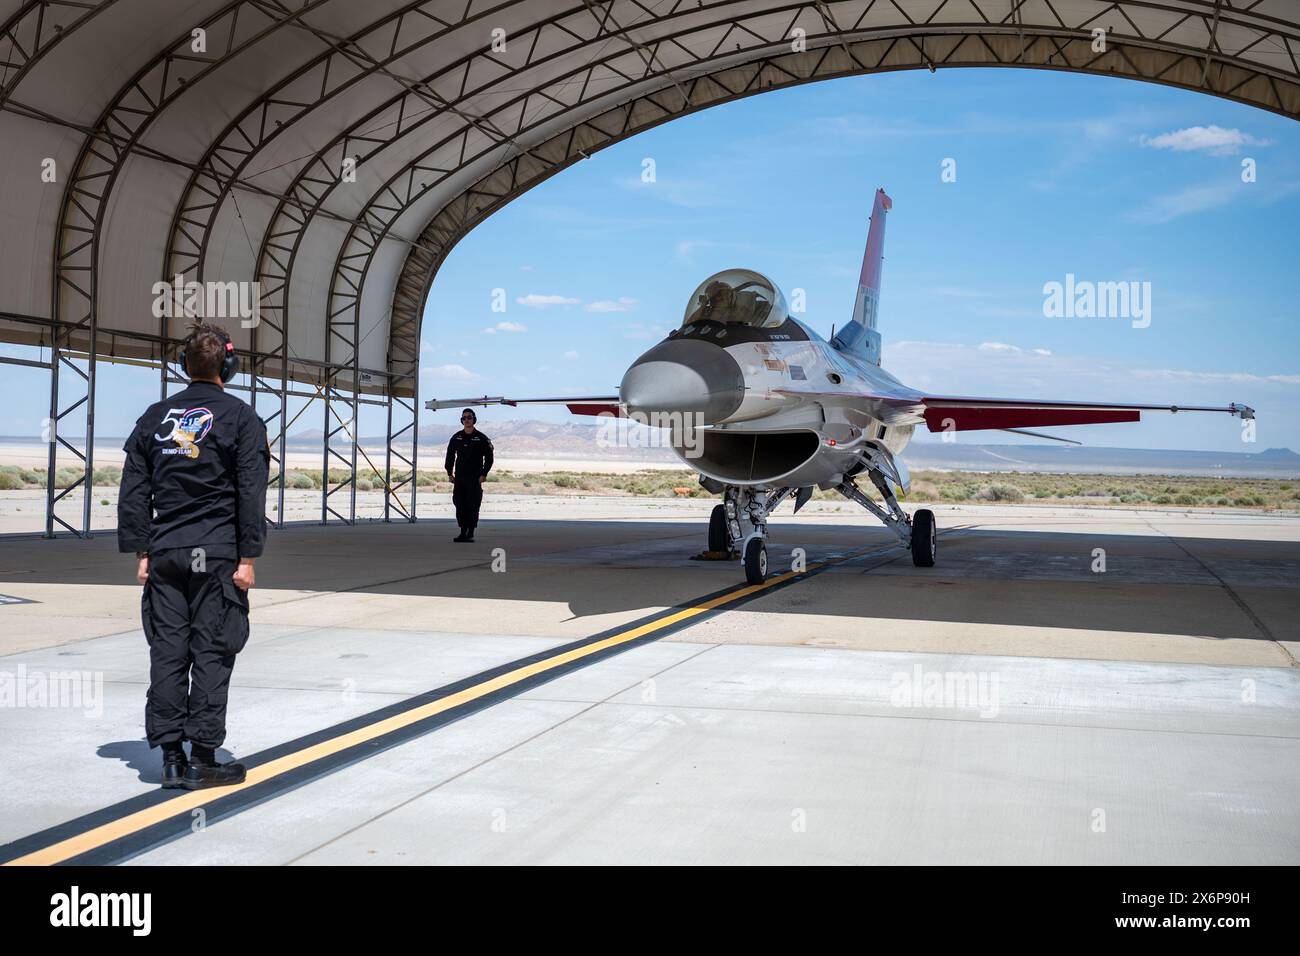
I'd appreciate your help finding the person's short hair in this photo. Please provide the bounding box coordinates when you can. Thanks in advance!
[183,322,230,381]
[461,408,477,422]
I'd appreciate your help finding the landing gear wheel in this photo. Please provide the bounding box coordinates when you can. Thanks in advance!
[743,537,768,585]
[911,508,936,567]
[708,504,729,553]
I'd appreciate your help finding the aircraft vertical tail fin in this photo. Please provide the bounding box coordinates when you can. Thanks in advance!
[831,187,891,365]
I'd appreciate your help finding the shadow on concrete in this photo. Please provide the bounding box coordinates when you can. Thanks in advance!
[97,740,236,784]
[2,517,1297,641]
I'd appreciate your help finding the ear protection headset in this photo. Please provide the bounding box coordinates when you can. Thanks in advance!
[180,326,240,383]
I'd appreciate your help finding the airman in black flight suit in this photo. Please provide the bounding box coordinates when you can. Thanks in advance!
[118,322,269,790]
[445,408,493,542]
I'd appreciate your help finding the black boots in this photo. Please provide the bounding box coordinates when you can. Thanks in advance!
[161,743,187,789]
[181,745,246,790]
[453,527,476,543]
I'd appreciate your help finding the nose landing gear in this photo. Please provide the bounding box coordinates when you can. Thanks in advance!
[705,486,793,584]
[743,537,768,585]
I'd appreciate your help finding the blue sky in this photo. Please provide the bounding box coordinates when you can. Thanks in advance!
[423,67,1300,452]
[2,67,1296,453]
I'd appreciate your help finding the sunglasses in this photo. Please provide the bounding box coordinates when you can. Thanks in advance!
[461,416,474,421]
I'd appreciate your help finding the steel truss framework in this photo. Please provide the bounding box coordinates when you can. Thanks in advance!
[1,0,1296,536]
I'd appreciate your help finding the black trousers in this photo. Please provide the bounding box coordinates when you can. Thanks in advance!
[452,475,484,529]
[141,548,250,749]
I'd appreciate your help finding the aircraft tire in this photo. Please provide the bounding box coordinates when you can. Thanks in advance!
[911,509,936,567]
[744,537,767,585]
[709,504,729,552]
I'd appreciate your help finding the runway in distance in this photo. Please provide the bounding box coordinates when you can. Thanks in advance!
[429,189,1255,584]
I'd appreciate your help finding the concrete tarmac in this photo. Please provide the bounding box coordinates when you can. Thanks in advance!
[0,501,1296,864]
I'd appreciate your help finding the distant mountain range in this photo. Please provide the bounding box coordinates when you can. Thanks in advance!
[279,419,1300,478]
[7,420,1295,477]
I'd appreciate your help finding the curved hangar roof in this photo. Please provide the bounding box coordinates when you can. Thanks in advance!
[2,1,1297,397]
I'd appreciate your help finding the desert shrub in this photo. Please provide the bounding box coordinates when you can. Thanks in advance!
[909,481,939,500]
[975,483,1023,502]
[92,466,122,486]
[53,467,82,489]
[1174,494,1197,505]
[1152,494,1172,504]
[415,472,436,487]
[289,472,314,490]
[20,468,42,484]
[355,478,372,492]
[0,471,24,490]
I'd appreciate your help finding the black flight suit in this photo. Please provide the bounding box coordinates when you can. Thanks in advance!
[117,381,270,751]
[444,429,493,531]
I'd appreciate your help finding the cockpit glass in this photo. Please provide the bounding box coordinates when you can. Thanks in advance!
[681,269,788,329]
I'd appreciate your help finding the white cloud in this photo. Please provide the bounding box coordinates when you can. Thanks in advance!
[421,364,478,382]
[1133,368,1300,386]
[616,175,720,209]
[516,294,579,308]
[977,342,1052,356]
[483,321,527,334]
[1140,125,1272,156]
[585,297,637,313]
[563,349,580,360]
[673,238,722,263]
[1127,181,1240,224]
[623,323,667,340]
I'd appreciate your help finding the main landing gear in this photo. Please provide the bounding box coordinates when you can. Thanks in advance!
[833,471,936,568]
[706,466,937,584]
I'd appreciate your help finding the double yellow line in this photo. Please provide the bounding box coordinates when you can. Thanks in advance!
[6,560,833,866]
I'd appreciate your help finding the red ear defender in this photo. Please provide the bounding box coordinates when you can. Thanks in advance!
[219,336,240,383]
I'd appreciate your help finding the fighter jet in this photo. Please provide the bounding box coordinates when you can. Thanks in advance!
[428,189,1254,584]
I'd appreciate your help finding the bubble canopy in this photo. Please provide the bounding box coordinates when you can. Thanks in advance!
[682,270,789,329]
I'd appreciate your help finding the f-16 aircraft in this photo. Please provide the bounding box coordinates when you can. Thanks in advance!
[429,189,1254,584]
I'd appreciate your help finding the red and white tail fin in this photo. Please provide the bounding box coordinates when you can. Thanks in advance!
[831,187,891,365]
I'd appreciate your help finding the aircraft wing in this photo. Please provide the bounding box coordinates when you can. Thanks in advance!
[772,387,1254,434]
[917,395,1254,433]
[425,395,623,417]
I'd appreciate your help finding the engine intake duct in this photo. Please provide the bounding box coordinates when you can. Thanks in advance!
[688,430,820,483]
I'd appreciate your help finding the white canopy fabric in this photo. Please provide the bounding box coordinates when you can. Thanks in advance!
[2,0,1297,398]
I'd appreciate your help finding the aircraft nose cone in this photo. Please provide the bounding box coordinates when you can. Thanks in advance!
[619,338,744,424]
